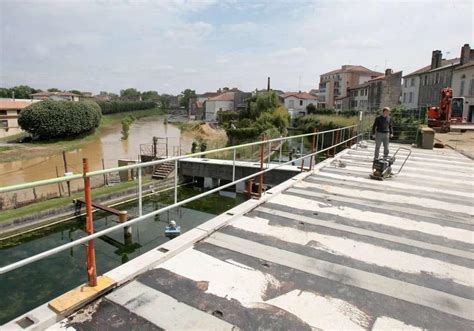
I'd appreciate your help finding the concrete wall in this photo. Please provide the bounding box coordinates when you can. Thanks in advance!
[401,76,420,109]
[179,160,299,190]
[452,66,474,98]
[418,67,454,107]
[205,100,234,121]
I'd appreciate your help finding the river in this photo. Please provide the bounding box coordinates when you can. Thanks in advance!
[0,116,195,204]
[0,187,246,325]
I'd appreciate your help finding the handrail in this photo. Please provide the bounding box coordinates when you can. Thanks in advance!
[0,125,357,193]
[0,125,360,275]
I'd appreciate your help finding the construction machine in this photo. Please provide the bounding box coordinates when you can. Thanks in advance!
[428,87,474,132]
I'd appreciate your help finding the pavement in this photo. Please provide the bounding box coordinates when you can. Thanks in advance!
[435,130,474,159]
[8,141,474,330]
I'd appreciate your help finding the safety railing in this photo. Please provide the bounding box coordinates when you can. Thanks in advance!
[0,123,362,279]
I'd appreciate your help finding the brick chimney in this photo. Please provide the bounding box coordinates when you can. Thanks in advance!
[460,44,471,65]
[431,50,442,69]
[385,68,393,76]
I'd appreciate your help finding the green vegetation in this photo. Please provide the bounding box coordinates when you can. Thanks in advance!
[0,146,12,152]
[96,100,155,114]
[221,92,290,144]
[0,85,39,99]
[390,106,427,143]
[180,89,197,110]
[297,114,358,133]
[121,115,136,140]
[306,103,316,114]
[18,100,101,140]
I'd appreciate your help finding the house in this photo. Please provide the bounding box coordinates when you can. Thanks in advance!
[415,45,473,107]
[318,65,382,109]
[451,46,474,121]
[367,69,402,111]
[204,92,236,121]
[347,82,369,111]
[0,99,39,138]
[203,90,252,121]
[281,91,318,119]
[31,91,80,102]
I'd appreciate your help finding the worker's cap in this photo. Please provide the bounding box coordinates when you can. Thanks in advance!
[382,107,391,112]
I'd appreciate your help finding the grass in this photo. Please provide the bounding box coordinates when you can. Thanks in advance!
[317,115,359,127]
[0,178,151,223]
[0,146,12,152]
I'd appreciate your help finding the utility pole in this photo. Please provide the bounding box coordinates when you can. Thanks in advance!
[62,151,71,196]
[267,77,270,91]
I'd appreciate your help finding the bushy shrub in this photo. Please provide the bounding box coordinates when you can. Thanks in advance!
[96,101,155,114]
[217,111,239,124]
[18,100,101,140]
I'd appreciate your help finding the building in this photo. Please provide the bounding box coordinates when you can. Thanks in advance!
[347,82,369,111]
[281,91,318,119]
[318,65,382,109]
[452,46,474,121]
[416,44,473,107]
[0,99,39,138]
[31,91,80,102]
[367,69,402,111]
[204,92,236,121]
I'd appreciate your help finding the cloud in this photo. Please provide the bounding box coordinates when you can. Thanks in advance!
[165,21,213,40]
[331,38,382,49]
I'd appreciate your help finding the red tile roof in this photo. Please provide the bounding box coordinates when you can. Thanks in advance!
[0,99,36,110]
[281,92,318,100]
[208,92,235,101]
[31,91,80,97]
[321,65,382,77]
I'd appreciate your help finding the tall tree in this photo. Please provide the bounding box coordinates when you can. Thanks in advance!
[179,89,197,110]
[141,90,159,101]
[120,88,141,100]
[47,88,61,92]
[160,94,172,109]
[68,90,83,95]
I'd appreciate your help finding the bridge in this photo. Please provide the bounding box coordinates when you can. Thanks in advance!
[3,135,473,330]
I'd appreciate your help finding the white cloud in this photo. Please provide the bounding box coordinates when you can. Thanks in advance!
[165,21,213,40]
[331,38,382,49]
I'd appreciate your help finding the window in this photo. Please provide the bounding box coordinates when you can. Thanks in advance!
[404,79,407,87]
[409,92,413,103]
[424,75,428,86]
[0,110,7,116]
[411,78,415,86]
[435,73,440,84]
[0,120,7,128]
[469,79,474,96]
[460,80,465,96]
[299,100,303,106]
[289,100,294,108]
[403,93,406,103]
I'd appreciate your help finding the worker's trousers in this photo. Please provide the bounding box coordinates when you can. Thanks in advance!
[374,132,389,159]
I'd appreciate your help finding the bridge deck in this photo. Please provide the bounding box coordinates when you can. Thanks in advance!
[49,142,473,330]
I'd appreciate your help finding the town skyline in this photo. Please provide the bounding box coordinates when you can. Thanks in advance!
[1,0,472,95]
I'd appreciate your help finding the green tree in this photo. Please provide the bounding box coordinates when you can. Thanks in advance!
[179,89,197,110]
[120,88,141,100]
[160,94,172,109]
[68,90,83,96]
[47,88,61,92]
[0,88,10,98]
[306,103,316,114]
[141,90,159,101]
[243,91,280,120]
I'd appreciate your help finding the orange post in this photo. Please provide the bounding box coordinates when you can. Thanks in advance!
[258,135,265,198]
[83,158,97,287]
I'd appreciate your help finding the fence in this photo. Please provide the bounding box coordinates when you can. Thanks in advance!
[0,122,362,280]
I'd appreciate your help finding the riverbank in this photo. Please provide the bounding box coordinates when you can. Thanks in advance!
[0,108,164,163]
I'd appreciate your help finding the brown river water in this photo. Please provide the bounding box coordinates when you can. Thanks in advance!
[0,117,195,206]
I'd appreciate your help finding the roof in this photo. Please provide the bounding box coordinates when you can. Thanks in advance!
[454,60,474,71]
[404,58,459,77]
[321,65,382,77]
[369,70,403,82]
[281,92,318,100]
[199,92,221,98]
[0,99,36,110]
[349,82,369,90]
[31,91,80,97]
[207,92,235,102]
[50,142,474,330]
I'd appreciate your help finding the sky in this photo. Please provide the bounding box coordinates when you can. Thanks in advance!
[0,0,473,95]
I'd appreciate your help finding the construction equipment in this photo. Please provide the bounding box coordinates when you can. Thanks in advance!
[428,88,474,132]
[370,147,412,181]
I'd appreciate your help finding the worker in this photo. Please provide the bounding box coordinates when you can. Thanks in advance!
[372,107,394,159]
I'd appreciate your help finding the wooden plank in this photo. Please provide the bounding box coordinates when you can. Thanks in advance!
[75,199,122,216]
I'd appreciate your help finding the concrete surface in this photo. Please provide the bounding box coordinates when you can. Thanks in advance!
[435,131,474,159]
[11,141,474,330]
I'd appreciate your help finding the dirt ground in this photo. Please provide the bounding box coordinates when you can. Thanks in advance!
[434,131,474,159]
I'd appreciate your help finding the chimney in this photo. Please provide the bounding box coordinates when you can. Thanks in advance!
[12,91,15,101]
[385,68,393,76]
[267,77,271,91]
[431,50,442,69]
[460,43,471,65]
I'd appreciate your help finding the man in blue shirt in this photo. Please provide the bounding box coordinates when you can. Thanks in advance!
[372,107,394,159]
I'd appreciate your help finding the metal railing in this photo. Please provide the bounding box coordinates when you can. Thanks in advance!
[0,123,361,277]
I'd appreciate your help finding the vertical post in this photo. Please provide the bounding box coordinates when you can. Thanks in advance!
[232,148,236,182]
[138,166,143,217]
[267,140,271,166]
[309,129,317,170]
[63,151,71,196]
[166,137,169,157]
[279,140,282,164]
[119,211,132,245]
[300,136,304,159]
[258,135,265,198]
[321,132,325,158]
[82,158,97,287]
[174,159,178,204]
[101,159,108,186]
[55,166,63,197]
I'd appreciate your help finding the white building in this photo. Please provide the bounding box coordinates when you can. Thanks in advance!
[401,64,431,109]
[281,92,318,119]
[204,92,235,121]
[0,99,39,138]
[452,60,474,122]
